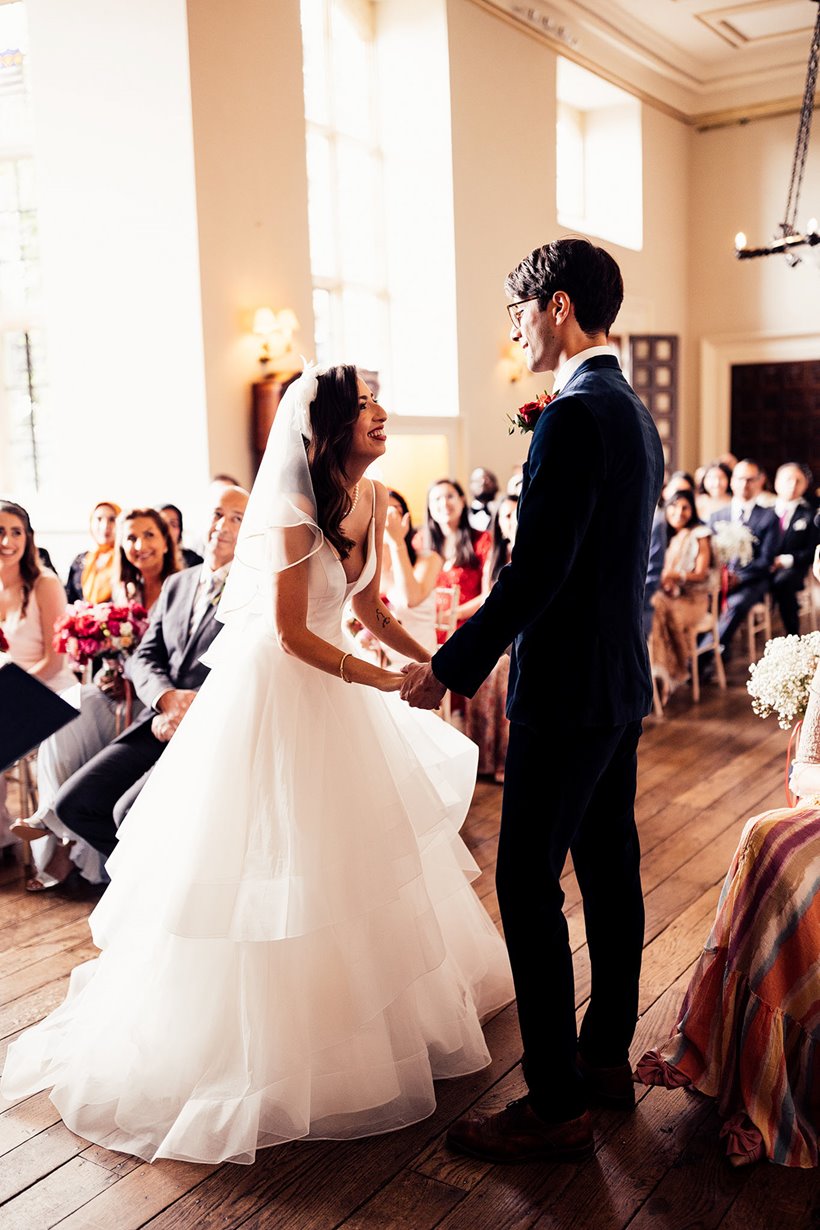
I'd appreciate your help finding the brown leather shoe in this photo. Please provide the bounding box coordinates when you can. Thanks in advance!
[446,1097,594,1164]
[577,1053,636,1110]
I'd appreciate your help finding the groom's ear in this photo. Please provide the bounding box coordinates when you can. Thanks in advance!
[552,291,571,323]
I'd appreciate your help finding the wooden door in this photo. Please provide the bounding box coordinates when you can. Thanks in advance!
[731,360,820,483]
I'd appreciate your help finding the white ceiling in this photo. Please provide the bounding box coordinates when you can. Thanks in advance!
[489,0,819,120]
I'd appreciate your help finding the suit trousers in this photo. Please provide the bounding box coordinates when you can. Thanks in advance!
[55,719,165,859]
[771,568,805,636]
[717,580,768,657]
[497,719,644,1122]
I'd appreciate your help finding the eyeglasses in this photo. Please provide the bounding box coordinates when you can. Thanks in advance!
[506,296,540,329]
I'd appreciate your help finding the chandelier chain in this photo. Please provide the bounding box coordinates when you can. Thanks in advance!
[781,2,820,236]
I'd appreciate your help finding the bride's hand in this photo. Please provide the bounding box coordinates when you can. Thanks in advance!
[377,671,405,692]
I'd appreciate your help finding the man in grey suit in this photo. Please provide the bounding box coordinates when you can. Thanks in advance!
[55,485,248,860]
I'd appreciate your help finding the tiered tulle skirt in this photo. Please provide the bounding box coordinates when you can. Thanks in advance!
[1,625,513,1163]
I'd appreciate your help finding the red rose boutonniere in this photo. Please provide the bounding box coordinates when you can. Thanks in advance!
[0,625,9,655]
[507,390,553,435]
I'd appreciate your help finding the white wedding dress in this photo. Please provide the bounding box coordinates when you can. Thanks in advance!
[1,497,513,1165]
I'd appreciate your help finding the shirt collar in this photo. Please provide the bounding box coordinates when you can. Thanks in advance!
[553,346,619,394]
[775,498,800,518]
[731,498,758,519]
[198,562,230,586]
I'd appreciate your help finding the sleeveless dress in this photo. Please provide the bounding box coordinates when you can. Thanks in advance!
[0,501,513,1164]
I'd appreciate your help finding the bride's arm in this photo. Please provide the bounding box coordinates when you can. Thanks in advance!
[351,483,432,664]
[274,539,402,691]
[791,664,820,800]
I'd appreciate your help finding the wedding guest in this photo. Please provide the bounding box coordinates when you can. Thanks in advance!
[770,462,818,634]
[661,470,695,503]
[380,489,442,666]
[55,486,249,859]
[707,459,779,663]
[112,507,180,609]
[0,500,75,854]
[10,513,175,892]
[506,466,524,497]
[427,478,491,634]
[643,509,667,639]
[649,491,714,704]
[467,494,518,782]
[468,467,499,533]
[159,503,204,570]
[696,461,732,522]
[637,670,820,1168]
[65,501,121,604]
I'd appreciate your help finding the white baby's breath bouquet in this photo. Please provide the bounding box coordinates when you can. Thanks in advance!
[711,520,756,568]
[747,632,820,729]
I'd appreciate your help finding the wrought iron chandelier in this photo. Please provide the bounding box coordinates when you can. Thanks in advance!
[734,0,820,264]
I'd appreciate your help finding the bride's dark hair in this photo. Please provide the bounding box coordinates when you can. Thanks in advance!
[309,364,361,560]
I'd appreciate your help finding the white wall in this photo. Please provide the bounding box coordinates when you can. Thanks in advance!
[23,0,210,542]
[446,0,692,481]
[186,0,315,489]
[689,112,820,460]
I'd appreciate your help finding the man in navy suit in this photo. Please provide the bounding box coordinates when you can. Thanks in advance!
[55,486,248,860]
[707,459,779,659]
[770,462,818,634]
[402,238,664,1163]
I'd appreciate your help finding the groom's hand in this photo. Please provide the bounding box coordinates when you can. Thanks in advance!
[401,662,447,710]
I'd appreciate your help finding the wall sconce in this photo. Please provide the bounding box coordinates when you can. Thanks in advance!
[253,307,300,376]
[500,342,527,383]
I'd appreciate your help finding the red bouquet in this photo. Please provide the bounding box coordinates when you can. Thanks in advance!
[507,390,553,436]
[53,601,150,667]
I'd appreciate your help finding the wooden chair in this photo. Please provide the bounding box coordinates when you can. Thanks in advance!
[4,750,39,869]
[746,592,773,664]
[434,585,459,723]
[688,579,727,702]
[797,578,820,633]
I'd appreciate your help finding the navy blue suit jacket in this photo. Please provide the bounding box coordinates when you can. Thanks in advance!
[433,355,664,729]
[707,504,779,585]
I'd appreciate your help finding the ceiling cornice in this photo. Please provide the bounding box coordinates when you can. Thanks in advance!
[468,0,813,129]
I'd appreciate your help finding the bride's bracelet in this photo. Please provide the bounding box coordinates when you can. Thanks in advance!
[339,652,352,683]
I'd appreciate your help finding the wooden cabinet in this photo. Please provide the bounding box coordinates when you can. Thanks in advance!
[250,375,298,475]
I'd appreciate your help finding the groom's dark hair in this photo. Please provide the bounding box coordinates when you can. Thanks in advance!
[505,237,623,336]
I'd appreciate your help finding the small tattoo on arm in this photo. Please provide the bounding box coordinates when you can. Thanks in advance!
[376,608,391,629]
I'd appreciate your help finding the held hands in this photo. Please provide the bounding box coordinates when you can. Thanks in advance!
[400,662,447,710]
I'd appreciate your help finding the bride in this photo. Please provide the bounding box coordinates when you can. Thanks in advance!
[1,364,513,1164]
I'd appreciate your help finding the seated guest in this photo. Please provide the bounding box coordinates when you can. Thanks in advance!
[65,501,121,604]
[649,491,714,704]
[468,467,499,533]
[11,508,181,891]
[662,470,695,503]
[467,493,518,782]
[54,486,249,862]
[707,459,779,663]
[643,507,667,639]
[0,500,76,854]
[427,478,491,634]
[770,462,818,635]
[696,460,732,522]
[506,466,524,497]
[112,507,180,609]
[636,665,820,1168]
[159,503,204,569]
[380,489,442,666]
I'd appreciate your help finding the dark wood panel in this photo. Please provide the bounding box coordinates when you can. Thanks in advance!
[731,360,820,487]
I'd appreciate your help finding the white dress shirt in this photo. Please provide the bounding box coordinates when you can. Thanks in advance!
[730,498,758,524]
[553,345,619,394]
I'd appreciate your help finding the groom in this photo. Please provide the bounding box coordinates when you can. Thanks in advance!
[402,238,664,1162]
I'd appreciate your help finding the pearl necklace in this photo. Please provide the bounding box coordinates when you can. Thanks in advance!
[348,482,360,516]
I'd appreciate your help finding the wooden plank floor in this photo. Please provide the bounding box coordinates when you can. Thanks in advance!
[2,666,819,1230]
